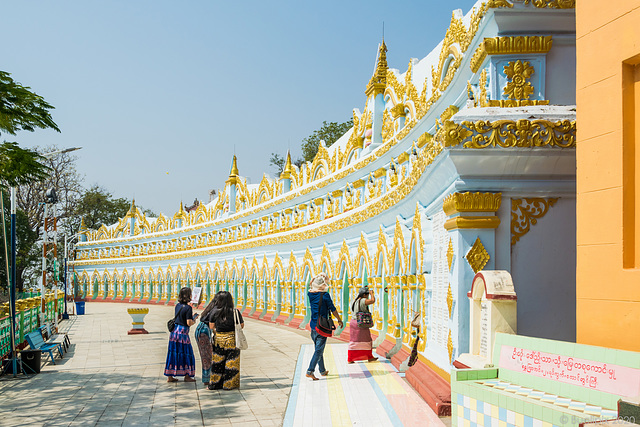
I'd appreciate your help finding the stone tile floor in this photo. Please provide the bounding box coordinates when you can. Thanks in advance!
[0,302,445,426]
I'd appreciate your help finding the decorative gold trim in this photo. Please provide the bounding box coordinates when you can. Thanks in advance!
[446,238,454,271]
[439,105,459,123]
[466,237,490,273]
[446,283,453,318]
[390,103,406,119]
[72,127,445,268]
[470,36,553,73]
[443,192,502,216]
[374,168,387,179]
[511,197,558,245]
[503,60,535,100]
[447,329,454,363]
[487,99,550,107]
[438,119,576,149]
[488,0,574,8]
[444,216,501,230]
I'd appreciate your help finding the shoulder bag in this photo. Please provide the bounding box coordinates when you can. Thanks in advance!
[167,305,185,333]
[315,292,335,338]
[355,298,374,329]
[234,309,248,350]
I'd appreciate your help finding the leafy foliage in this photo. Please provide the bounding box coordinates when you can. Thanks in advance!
[0,142,50,187]
[74,185,155,230]
[0,71,60,136]
[0,191,41,292]
[300,119,353,162]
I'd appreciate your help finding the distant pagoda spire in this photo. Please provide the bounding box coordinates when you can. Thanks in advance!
[280,151,293,180]
[227,154,240,185]
[365,39,388,97]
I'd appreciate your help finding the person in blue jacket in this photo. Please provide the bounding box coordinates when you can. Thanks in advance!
[306,272,343,380]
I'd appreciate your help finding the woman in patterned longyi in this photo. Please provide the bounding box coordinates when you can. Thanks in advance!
[165,287,198,382]
[207,291,244,390]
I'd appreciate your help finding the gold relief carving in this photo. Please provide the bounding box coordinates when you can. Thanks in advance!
[443,192,502,216]
[503,60,535,100]
[446,283,453,318]
[487,0,513,6]
[381,109,393,143]
[397,152,409,164]
[439,119,576,149]
[447,238,454,271]
[374,168,387,179]
[478,69,488,107]
[416,132,433,148]
[470,36,553,73]
[465,237,490,274]
[487,99,550,107]
[390,103,406,119]
[437,120,473,148]
[444,216,501,230]
[511,198,558,245]
[439,105,459,123]
[521,0,575,7]
[385,71,405,102]
[447,329,454,363]
[74,122,445,268]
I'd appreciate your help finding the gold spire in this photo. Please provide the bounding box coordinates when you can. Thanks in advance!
[280,151,293,180]
[80,217,87,231]
[365,39,388,97]
[227,155,239,185]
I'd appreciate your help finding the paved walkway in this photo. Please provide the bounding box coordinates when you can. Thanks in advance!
[0,302,445,426]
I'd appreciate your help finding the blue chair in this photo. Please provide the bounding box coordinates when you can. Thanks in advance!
[25,331,63,365]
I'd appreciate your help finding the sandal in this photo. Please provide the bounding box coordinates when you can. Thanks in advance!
[367,357,378,362]
[167,377,178,383]
[184,376,196,382]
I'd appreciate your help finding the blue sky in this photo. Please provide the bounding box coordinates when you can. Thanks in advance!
[4,0,478,216]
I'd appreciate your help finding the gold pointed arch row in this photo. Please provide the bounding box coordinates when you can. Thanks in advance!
[74,205,427,349]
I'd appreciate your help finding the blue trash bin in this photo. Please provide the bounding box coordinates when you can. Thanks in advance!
[75,301,85,315]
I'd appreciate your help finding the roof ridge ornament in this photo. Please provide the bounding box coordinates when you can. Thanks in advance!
[227,155,240,185]
[365,39,388,97]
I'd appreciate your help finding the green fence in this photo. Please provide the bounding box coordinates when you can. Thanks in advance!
[0,292,64,359]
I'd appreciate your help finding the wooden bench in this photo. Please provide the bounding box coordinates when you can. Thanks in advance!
[24,330,63,365]
[451,333,640,426]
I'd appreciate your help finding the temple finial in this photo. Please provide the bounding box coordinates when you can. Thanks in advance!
[227,154,240,185]
[365,39,388,97]
[280,151,293,180]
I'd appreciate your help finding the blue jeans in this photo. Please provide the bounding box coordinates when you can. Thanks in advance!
[307,330,327,375]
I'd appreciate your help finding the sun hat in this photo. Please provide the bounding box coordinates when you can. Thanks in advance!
[309,272,329,292]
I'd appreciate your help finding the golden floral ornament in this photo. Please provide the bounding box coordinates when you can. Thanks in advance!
[447,329,454,363]
[437,120,473,147]
[465,237,490,273]
[447,119,576,149]
[446,238,454,271]
[503,60,535,100]
[511,198,558,245]
[446,283,453,318]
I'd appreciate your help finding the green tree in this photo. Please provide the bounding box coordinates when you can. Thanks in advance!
[0,70,59,294]
[0,71,59,136]
[74,185,155,230]
[300,119,353,162]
